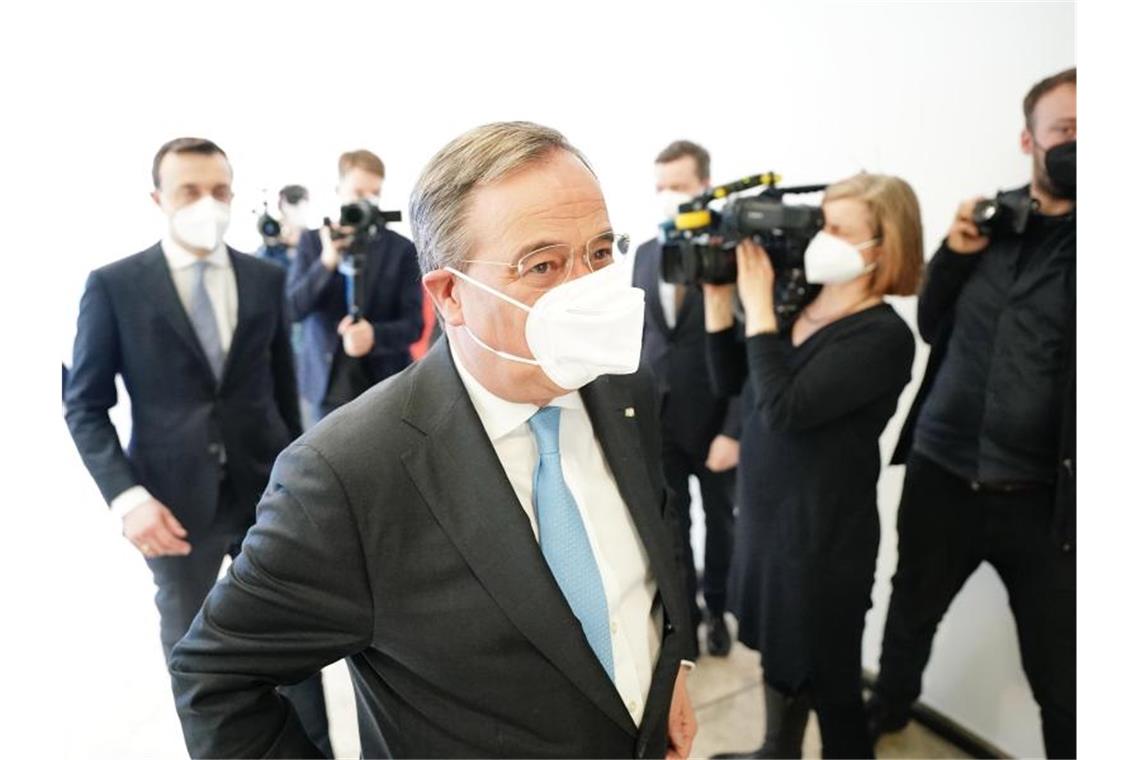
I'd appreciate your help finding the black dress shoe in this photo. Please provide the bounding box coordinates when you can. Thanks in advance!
[865,692,910,739]
[706,614,732,657]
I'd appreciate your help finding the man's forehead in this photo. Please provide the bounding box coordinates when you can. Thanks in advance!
[160,152,232,184]
[469,157,608,239]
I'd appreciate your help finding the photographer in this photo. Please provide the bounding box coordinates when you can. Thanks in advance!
[707,174,923,758]
[870,68,1076,758]
[255,184,309,270]
[287,149,423,426]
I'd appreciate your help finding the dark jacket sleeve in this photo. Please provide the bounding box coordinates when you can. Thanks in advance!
[706,327,747,398]
[64,270,136,505]
[286,229,338,322]
[169,442,374,759]
[916,240,982,344]
[746,318,915,434]
[719,395,743,440]
[368,238,424,355]
[268,268,302,438]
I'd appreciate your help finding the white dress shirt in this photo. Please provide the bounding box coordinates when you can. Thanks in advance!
[109,237,239,521]
[659,280,679,329]
[449,342,662,725]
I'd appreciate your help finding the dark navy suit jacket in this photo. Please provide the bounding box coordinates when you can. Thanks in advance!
[633,239,740,458]
[64,244,302,537]
[287,227,423,405]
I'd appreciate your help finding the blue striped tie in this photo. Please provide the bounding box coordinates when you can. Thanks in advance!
[188,260,225,381]
[528,406,615,681]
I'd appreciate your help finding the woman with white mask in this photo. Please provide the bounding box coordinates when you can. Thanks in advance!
[705,173,924,759]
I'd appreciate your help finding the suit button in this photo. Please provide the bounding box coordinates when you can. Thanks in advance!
[1061,542,1073,552]
[969,481,981,492]
[207,443,220,455]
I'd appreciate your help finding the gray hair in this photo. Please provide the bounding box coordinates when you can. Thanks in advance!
[409,121,593,273]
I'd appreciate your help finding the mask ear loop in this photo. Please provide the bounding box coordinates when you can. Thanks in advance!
[855,237,882,276]
[445,267,542,366]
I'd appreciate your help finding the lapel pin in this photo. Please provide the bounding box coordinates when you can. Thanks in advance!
[624,407,636,418]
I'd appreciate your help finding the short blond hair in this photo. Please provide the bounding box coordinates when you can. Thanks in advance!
[824,173,924,297]
[409,122,593,274]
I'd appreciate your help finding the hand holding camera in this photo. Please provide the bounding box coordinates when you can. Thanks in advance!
[947,196,991,255]
[319,224,354,271]
[737,238,779,336]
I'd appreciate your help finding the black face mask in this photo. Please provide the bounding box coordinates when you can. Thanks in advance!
[1044,140,1076,200]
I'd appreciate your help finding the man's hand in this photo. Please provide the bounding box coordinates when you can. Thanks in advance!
[705,434,740,473]
[947,197,990,255]
[123,498,191,558]
[339,316,375,357]
[319,225,353,271]
[667,666,697,760]
[703,283,736,333]
[736,238,778,336]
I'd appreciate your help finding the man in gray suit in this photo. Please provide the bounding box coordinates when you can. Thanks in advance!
[169,121,698,758]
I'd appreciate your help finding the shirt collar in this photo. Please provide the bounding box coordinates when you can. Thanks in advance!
[161,233,231,271]
[447,337,583,442]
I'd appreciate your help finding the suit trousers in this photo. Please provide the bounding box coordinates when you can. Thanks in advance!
[661,435,736,626]
[876,452,1076,759]
[146,477,333,757]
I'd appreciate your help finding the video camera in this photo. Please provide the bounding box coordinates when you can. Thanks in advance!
[971,190,1037,238]
[328,200,402,243]
[660,173,828,322]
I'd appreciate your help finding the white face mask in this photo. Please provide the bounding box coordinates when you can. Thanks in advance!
[657,189,692,222]
[446,261,646,390]
[803,231,879,284]
[170,196,231,251]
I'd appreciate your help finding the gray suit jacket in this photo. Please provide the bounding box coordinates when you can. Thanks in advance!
[169,337,694,758]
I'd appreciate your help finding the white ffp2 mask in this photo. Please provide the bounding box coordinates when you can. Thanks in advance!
[446,261,646,390]
[171,196,231,251]
[803,231,878,284]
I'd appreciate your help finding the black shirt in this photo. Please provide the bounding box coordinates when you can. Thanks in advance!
[914,194,1076,484]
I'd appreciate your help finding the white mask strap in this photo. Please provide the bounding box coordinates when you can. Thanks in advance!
[461,326,540,366]
[445,266,533,313]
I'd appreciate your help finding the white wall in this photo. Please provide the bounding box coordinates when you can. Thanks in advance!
[47,2,1072,756]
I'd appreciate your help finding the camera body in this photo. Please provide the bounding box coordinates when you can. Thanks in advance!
[659,174,827,324]
[972,190,1037,238]
[257,213,282,241]
[332,200,402,243]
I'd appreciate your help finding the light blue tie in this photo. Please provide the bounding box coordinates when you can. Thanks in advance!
[528,406,615,681]
[188,260,226,381]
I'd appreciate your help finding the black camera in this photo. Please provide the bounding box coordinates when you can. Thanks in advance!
[660,174,826,286]
[659,174,827,323]
[257,212,282,240]
[330,200,402,242]
[972,190,1037,238]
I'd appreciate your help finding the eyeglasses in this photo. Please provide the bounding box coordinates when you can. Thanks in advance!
[460,231,631,292]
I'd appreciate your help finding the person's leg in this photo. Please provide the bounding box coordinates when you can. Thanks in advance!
[812,604,876,759]
[710,670,810,759]
[146,531,233,661]
[987,490,1076,759]
[873,453,985,724]
[696,464,736,655]
[662,436,702,648]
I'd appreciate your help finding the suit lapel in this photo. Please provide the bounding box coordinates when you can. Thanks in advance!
[143,246,216,385]
[399,341,638,737]
[642,244,671,337]
[579,375,688,639]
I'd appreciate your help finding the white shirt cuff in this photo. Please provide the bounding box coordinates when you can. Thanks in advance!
[110,486,152,523]
[680,659,696,672]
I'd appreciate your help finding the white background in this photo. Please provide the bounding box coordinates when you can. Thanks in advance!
[10,1,1135,757]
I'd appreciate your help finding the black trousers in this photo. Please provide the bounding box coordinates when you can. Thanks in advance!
[146,480,333,758]
[662,435,736,624]
[876,452,1076,759]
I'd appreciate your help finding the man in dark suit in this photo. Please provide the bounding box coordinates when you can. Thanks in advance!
[64,137,331,756]
[287,149,423,428]
[170,121,698,758]
[635,140,740,658]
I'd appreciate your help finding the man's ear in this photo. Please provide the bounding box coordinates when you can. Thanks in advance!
[150,190,163,209]
[422,270,465,327]
[1020,127,1034,157]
